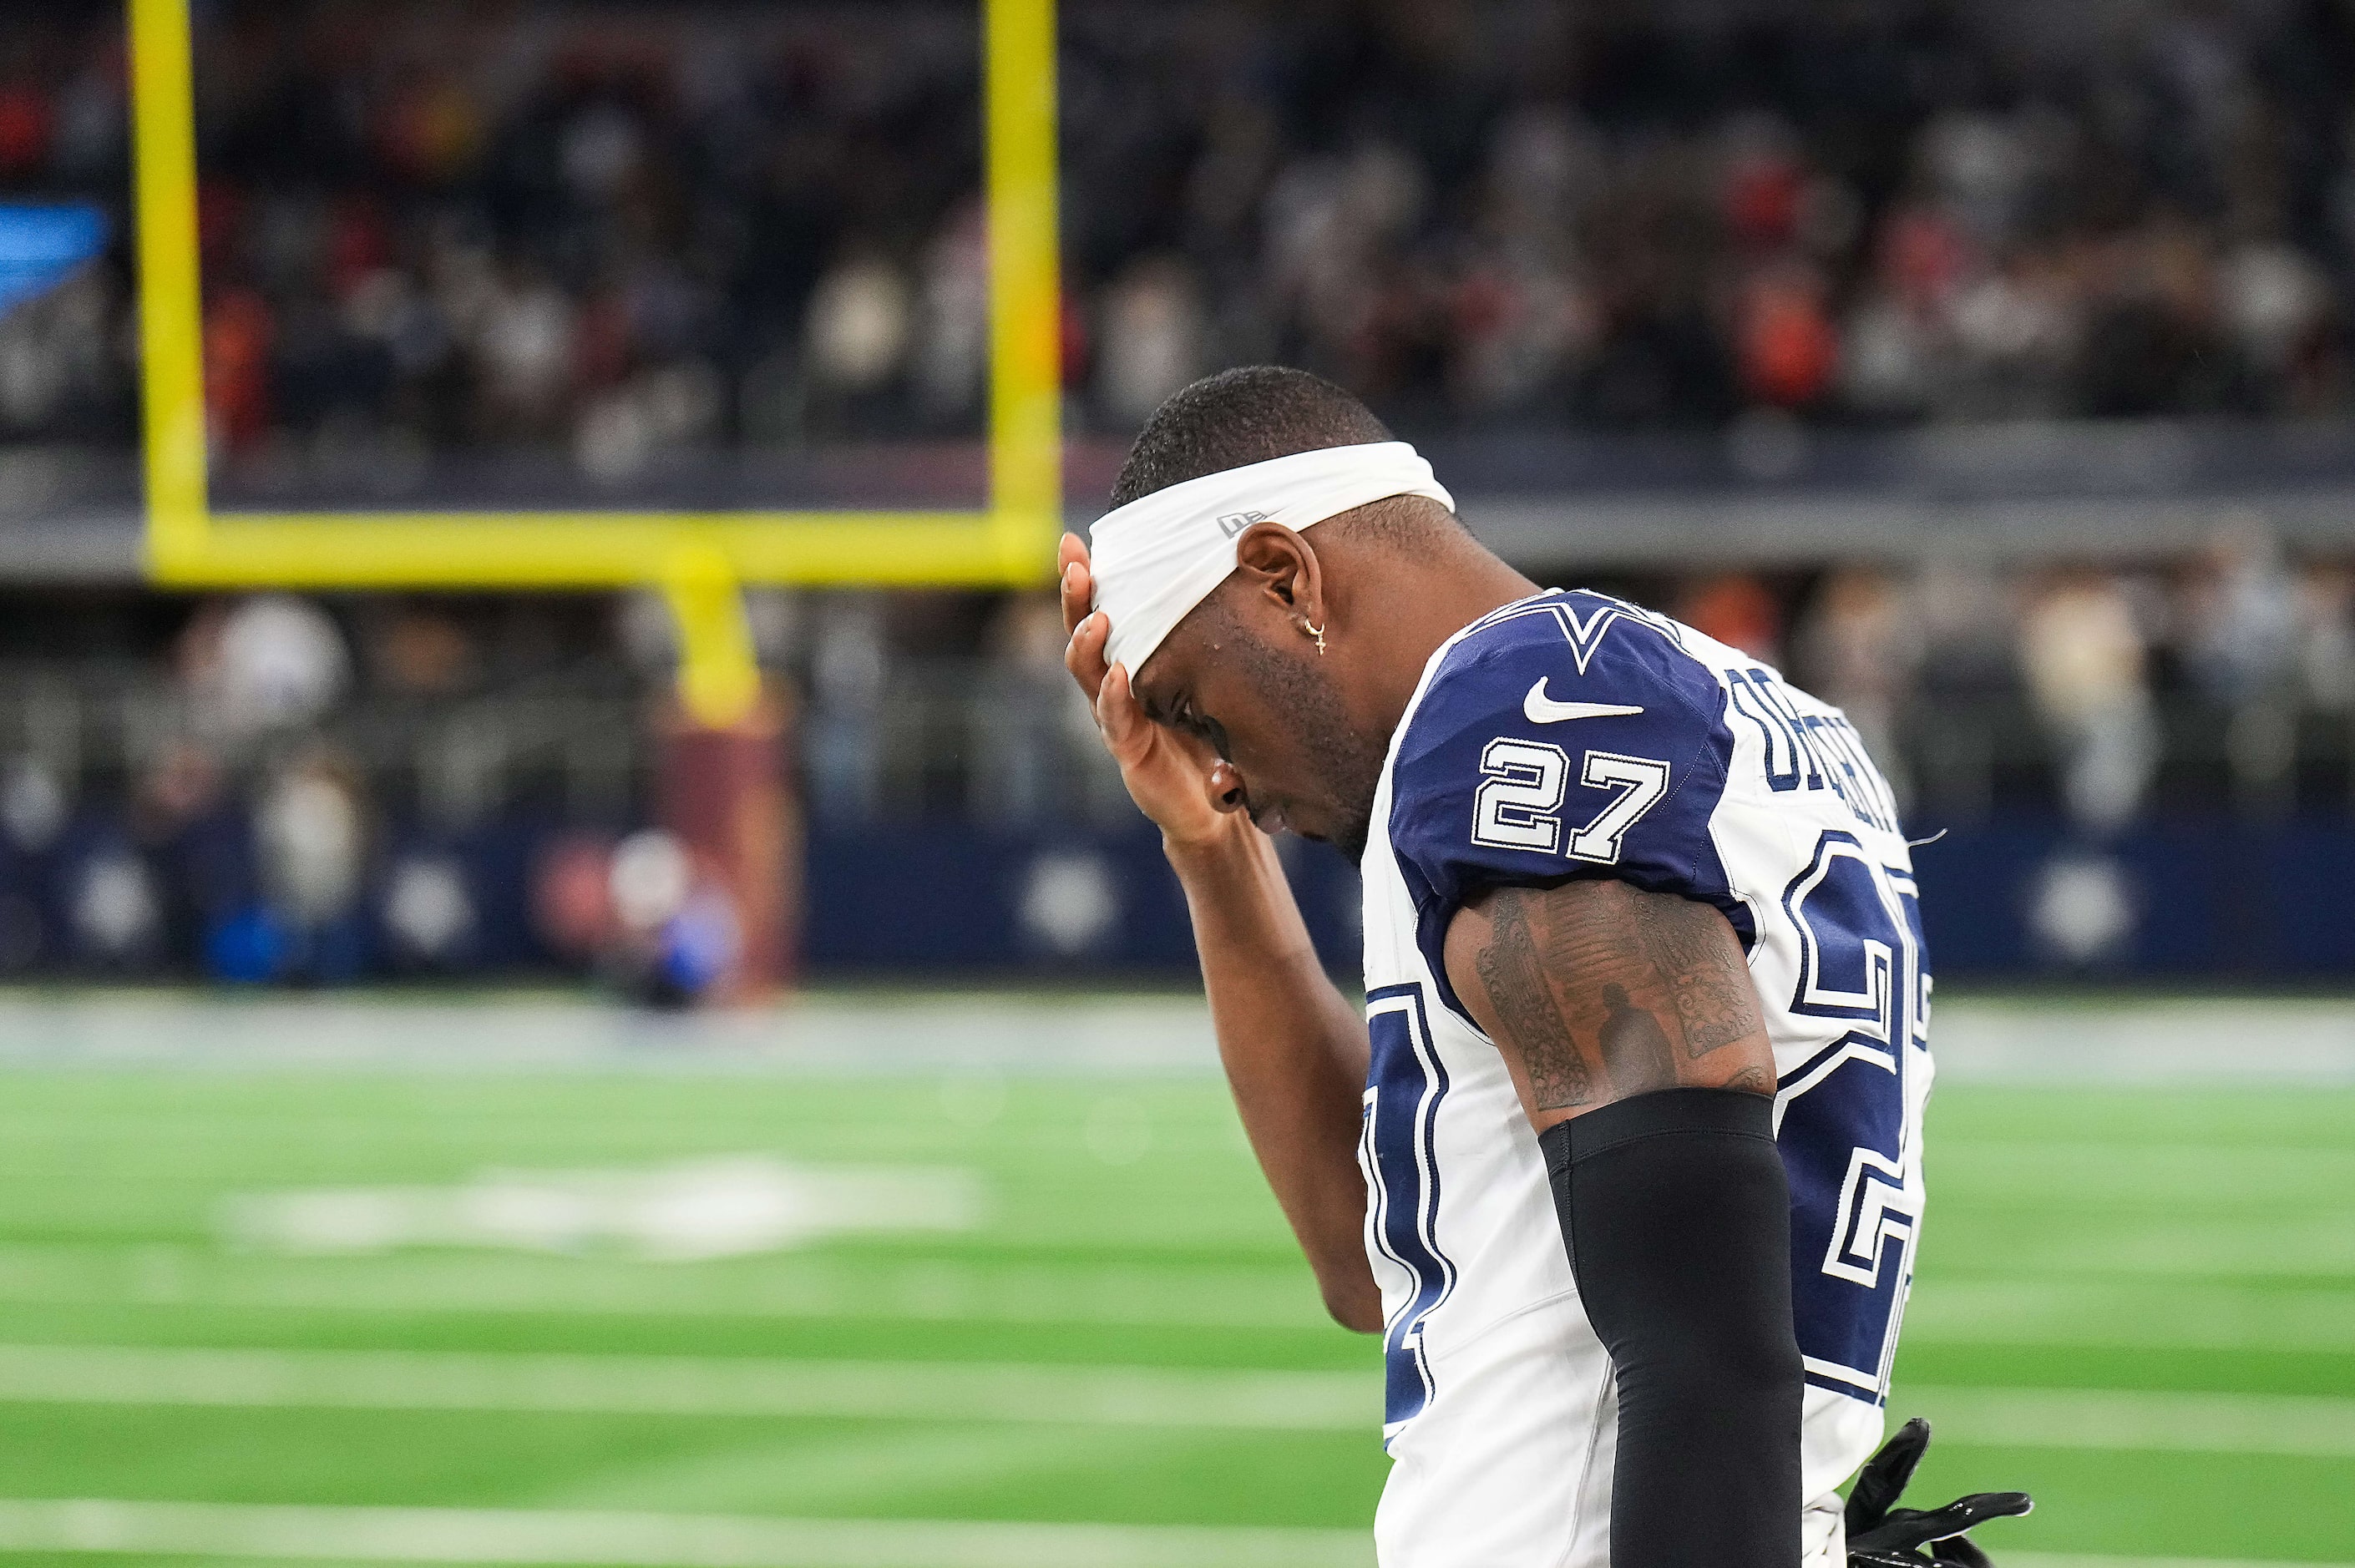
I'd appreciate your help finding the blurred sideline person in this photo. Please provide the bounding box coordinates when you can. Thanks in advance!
[1061,368,2027,1567]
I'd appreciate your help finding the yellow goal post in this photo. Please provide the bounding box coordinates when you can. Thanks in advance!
[127,0,1062,725]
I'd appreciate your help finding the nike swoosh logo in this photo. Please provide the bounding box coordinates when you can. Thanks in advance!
[1523,680,1645,725]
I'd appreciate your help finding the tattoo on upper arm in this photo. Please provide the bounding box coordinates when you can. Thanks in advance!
[1598,981,1677,1097]
[1636,893,1765,1060]
[1463,881,1770,1112]
[1472,892,1597,1110]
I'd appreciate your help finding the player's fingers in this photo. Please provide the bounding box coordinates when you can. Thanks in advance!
[1065,609,1112,698]
[1058,559,1086,638]
[1057,539,1093,636]
[1096,661,1146,754]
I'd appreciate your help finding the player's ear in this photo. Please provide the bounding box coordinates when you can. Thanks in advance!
[1233,523,1325,630]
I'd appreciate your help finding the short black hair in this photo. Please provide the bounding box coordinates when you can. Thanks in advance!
[1107,366,1394,508]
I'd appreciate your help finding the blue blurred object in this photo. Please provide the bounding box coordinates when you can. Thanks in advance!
[657,892,741,999]
[0,203,109,318]
[205,904,291,986]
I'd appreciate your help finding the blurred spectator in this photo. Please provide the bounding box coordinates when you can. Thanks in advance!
[474,266,575,440]
[915,200,989,422]
[2178,519,2306,812]
[0,265,119,433]
[2179,518,2299,706]
[0,756,66,856]
[204,288,276,454]
[805,594,889,820]
[2296,563,2355,714]
[179,595,352,742]
[534,833,620,965]
[1678,574,1783,667]
[2018,570,2160,833]
[1791,568,1922,803]
[2221,240,2332,407]
[605,826,737,1006]
[1096,255,1206,427]
[254,747,368,947]
[1914,561,2019,702]
[130,738,243,964]
[977,590,1093,824]
[365,604,476,696]
[805,250,914,418]
[1736,263,1839,412]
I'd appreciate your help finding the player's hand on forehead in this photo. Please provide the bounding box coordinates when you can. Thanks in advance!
[1060,530,1252,842]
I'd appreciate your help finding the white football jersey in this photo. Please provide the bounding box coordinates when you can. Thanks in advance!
[1356,589,1932,1567]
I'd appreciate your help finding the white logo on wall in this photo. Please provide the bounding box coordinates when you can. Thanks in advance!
[2027,852,2138,965]
[1020,852,1120,956]
[382,855,475,961]
[1216,510,1269,538]
[73,853,160,959]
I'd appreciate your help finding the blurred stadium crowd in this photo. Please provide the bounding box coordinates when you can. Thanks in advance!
[4,0,2355,984]
[2,0,2352,473]
[4,520,2354,982]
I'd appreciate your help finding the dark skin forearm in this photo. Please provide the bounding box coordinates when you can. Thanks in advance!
[1166,815,1381,1333]
[1056,530,1379,1334]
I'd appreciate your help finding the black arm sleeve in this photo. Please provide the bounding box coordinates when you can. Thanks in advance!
[1537,1086,1803,1568]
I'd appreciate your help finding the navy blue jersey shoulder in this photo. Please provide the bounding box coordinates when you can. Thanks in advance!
[1385,591,1747,1024]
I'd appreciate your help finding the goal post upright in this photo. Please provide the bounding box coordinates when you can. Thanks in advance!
[984,0,1063,579]
[128,0,207,577]
[124,0,1063,723]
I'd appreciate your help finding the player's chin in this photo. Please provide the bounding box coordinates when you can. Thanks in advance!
[1306,807,1373,862]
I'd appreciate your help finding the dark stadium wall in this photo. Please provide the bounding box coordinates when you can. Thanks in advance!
[795,815,2355,984]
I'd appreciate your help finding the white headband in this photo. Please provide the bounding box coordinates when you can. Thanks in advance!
[1087,441,1453,674]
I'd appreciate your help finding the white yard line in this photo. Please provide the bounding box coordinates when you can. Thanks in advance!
[0,1500,1373,1568]
[8,1242,2350,1348]
[1899,1384,2355,1459]
[0,1343,1375,1431]
[0,1344,2350,1460]
[1928,999,2355,1085]
[1902,1280,2355,1353]
[0,1243,1334,1333]
[0,994,1228,1075]
[0,991,2347,1081]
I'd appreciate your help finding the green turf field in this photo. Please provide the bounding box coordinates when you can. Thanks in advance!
[0,998,2345,1566]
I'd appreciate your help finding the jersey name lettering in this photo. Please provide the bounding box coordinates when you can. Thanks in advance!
[1724,665,1898,833]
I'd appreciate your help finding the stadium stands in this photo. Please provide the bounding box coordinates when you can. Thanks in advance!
[3,0,2355,984]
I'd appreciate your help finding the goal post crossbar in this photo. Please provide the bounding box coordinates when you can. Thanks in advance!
[125,0,1063,721]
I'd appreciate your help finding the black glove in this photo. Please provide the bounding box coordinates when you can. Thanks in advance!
[1846,1418,2033,1567]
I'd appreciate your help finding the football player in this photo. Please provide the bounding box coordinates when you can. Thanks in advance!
[1061,367,2028,1567]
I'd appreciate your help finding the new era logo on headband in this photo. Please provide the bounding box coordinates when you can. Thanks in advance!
[1216,510,1269,538]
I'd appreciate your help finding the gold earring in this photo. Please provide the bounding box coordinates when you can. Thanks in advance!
[1303,619,1327,655]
